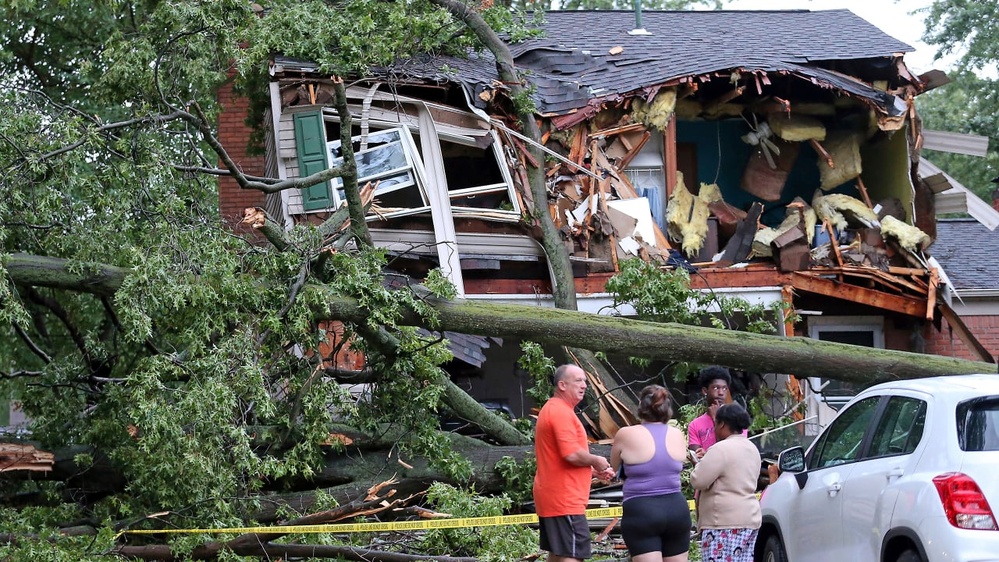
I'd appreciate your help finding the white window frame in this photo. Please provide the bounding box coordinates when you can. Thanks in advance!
[807,316,885,423]
[441,130,520,218]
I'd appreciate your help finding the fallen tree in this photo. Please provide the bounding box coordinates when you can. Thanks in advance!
[7,254,993,384]
[1,2,990,561]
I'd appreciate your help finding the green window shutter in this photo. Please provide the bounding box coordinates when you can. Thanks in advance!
[293,111,333,211]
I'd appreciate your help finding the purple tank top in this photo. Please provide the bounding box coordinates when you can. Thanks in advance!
[621,423,683,501]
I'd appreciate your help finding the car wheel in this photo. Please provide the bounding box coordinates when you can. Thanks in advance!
[760,534,788,562]
[895,549,923,562]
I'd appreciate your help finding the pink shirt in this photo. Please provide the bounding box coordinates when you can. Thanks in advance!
[688,412,749,451]
[688,413,717,450]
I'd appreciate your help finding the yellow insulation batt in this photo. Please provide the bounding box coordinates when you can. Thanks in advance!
[666,172,694,244]
[632,89,677,130]
[767,113,826,142]
[818,131,862,190]
[881,215,932,253]
[666,174,724,257]
[817,193,880,228]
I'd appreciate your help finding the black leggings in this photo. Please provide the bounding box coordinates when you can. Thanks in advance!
[621,492,691,557]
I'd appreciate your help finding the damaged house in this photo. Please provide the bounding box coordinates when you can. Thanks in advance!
[217,9,999,432]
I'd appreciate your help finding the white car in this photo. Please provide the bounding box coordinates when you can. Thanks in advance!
[756,374,999,562]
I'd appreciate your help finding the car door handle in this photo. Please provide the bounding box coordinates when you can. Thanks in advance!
[886,467,904,480]
[826,481,842,497]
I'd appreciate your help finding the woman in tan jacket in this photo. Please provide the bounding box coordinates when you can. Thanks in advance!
[689,403,761,562]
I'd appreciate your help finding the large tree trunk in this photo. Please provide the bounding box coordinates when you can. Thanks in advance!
[1,431,548,522]
[317,291,994,383]
[423,2,630,415]
[6,254,993,383]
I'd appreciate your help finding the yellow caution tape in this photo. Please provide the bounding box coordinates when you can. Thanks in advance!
[120,501,706,537]
[120,507,624,537]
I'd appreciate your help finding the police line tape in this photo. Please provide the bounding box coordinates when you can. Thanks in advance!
[119,503,702,537]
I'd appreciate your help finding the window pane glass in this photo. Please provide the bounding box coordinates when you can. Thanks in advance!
[441,140,505,191]
[356,143,409,180]
[959,398,999,452]
[868,397,926,457]
[811,396,880,468]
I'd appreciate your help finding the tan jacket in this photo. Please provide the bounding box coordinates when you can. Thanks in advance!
[690,434,762,529]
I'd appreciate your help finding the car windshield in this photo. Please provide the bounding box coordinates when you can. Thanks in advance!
[957,397,999,452]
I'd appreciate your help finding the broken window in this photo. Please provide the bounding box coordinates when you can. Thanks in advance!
[289,98,520,222]
[326,127,430,217]
[439,131,519,217]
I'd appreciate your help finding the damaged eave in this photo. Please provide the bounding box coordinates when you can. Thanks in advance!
[790,269,929,318]
[920,157,999,230]
[785,63,911,125]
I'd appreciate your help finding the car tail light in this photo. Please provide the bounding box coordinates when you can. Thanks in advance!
[932,472,998,530]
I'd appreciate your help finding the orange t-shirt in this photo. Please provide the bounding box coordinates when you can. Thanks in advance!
[533,397,591,517]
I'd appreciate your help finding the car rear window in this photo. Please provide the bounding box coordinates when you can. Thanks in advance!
[957,397,999,452]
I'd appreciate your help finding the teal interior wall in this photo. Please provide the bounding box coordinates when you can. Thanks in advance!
[677,119,860,228]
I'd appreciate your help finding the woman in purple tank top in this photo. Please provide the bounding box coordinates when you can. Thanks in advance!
[611,385,691,562]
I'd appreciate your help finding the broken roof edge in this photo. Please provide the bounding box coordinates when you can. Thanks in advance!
[920,157,999,231]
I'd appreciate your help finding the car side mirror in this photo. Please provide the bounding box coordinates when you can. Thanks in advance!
[777,446,808,489]
[778,446,806,472]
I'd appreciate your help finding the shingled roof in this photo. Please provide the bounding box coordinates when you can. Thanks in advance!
[933,218,999,291]
[272,9,915,116]
[369,9,915,116]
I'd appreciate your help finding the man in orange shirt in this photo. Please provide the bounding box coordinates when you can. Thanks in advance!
[533,364,615,562]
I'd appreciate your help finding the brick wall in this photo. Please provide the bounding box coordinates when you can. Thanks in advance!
[922,315,999,364]
[217,78,266,232]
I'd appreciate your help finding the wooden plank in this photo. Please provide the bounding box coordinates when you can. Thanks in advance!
[589,122,646,139]
[868,270,928,296]
[717,202,763,265]
[617,131,651,170]
[855,176,873,208]
[926,267,939,321]
[781,285,795,337]
[790,272,927,317]
[664,119,678,199]
[823,220,844,269]
[887,267,928,277]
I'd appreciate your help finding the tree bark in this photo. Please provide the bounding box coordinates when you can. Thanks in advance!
[1,432,544,522]
[316,291,995,383]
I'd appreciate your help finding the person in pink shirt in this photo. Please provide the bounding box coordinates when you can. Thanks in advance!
[688,366,742,460]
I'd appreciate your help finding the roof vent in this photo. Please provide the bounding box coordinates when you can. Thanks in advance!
[629,0,651,35]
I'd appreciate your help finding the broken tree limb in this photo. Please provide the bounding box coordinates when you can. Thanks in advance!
[0,443,54,472]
